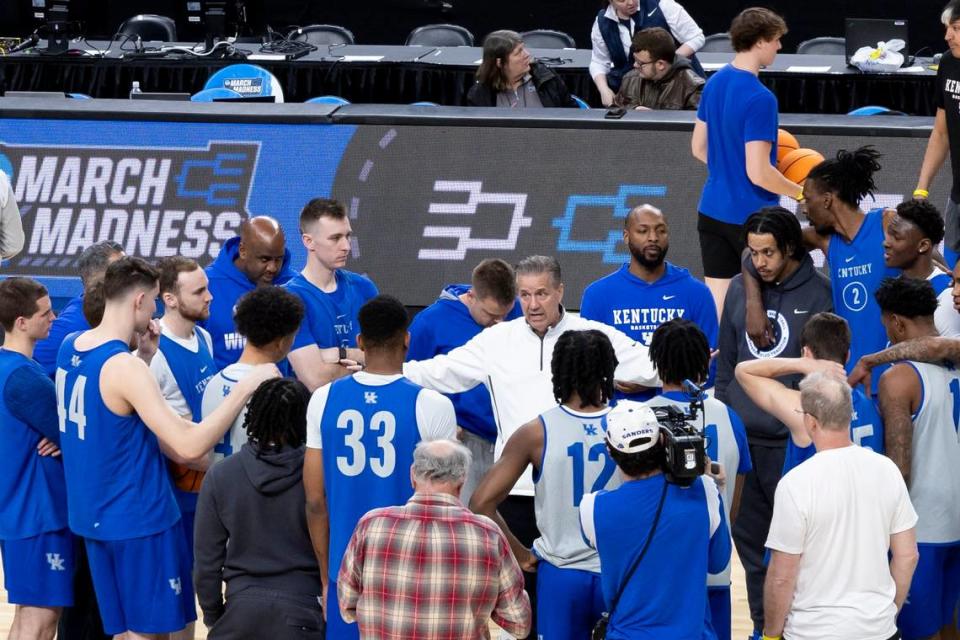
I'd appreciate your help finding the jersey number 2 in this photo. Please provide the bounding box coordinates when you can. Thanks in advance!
[55,371,87,440]
[336,409,396,477]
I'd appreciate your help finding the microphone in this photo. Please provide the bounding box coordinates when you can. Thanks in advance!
[8,34,39,53]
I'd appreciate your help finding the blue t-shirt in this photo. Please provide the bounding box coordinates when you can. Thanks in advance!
[286,270,379,351]
[319,376,424,581]
[782,387,884,475]
[56,333,180,540]
[826,209,899,374]
[583,475,730,640]
[33,295,90,378]
[697,64,779,224]
[406,284,521,441]
[0,350,68,539]
[201,236,297,370]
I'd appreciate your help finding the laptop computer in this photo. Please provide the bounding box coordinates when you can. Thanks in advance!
[845,18,909,66]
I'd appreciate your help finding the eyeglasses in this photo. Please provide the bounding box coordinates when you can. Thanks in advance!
[634,59,657,70]
[793,408,819,421]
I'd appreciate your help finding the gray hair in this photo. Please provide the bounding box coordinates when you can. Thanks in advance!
[412,439,472,485]
[78,241,124,287]
[943,0,960,25]
[798,371,852,431]
[515,255,562,287]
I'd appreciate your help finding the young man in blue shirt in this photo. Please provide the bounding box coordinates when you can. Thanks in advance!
[202,216,296,370]
[407,258,520,503]
[287,198,379,391]
[0,277,70,639]
[691,7,802,316]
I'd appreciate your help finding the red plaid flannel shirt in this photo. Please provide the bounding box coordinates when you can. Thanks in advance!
[337,491,531,639]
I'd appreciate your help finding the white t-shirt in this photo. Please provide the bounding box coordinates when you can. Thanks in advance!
[766,445,918,640]
[149,320,214,417]
[200,362,254,462]
[305,371,456,449]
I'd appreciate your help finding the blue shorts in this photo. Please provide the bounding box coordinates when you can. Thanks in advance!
[898,542,960,640]
[536,560,605,640]
[326,581,358,640]
[85,523,197,635]
[708,586,731,640]
[0,528,74,607]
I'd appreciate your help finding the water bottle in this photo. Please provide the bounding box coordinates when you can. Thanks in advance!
[129,81,142,99]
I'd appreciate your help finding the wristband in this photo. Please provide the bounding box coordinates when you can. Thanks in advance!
[795,191,805,203]
[913,188,929,198]
[761,635,782,640]
[338,345,347,361]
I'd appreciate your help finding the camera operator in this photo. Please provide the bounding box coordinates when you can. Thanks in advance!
[579,401,730,640]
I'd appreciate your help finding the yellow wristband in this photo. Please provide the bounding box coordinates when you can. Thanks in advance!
[795,191,805,203]
[761,635,782,640]
[913,188,929,198]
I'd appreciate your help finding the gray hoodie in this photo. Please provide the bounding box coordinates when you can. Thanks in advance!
[715,255,833,444]
[194,443,322,626]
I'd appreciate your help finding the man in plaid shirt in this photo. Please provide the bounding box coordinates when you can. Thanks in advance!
[338,439,532,639]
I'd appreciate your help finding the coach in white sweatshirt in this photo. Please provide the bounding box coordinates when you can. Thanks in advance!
[403,255,659,497]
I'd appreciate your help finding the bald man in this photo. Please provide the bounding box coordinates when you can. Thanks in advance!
[202,217,297,369]
[579,204,718,398]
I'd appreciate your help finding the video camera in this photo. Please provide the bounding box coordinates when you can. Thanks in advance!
[650,380,707,487]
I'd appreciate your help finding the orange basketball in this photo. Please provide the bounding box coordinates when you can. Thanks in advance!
[777,128,800,163]
[778,148,825,185]
[170,462,205,493]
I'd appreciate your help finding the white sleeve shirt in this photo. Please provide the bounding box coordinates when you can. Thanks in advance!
[149,321,214,417]
[0,171,24,261]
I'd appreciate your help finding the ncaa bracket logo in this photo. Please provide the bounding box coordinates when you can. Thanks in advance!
[745,309,791,359]
[0,141,261,276]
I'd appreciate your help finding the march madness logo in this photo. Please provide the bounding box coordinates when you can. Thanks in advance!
[1,141,260,275]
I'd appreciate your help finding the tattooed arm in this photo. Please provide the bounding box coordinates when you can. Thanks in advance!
[849,337,960,395]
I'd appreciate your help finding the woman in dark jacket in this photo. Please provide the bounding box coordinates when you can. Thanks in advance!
[466,30,578,108]
[194,378,324,638]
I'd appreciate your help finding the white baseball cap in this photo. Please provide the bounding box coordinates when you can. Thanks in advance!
[604,401,661,454]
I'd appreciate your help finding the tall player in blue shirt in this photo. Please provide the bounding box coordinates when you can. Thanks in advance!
[0,278,70,638]
[55,257,278,638]
[580,205,717,398]
[643,319,751,640]
[736,312,884,476]
[202,216,297,369]
[287,199,379,391]
[303,295,456,640]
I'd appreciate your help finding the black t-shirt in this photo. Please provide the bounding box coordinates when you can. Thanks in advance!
[936,51,960,201]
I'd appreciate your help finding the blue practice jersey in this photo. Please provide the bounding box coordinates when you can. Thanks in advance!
[826,209,899,374]
[318,376,424,581]
[581,475,730,640]
[286,270,378,351]
[406,284,521,441]
[33,295,89,378]
[782,387,884,475]
[0,350,68,539]
[56,333,180,540]
[157,328,216,422]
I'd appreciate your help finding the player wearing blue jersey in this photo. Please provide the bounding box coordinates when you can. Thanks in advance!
[0,278,70,639]
[407,258,521,504]
[579,401,730,640]
[884,199,960,338]
[875,277,960,640]
[287,199,379,391]
[303,295,456,640]
[644,319,750,640]
[470,329,622,640]
[757,147,899,376]
[55,257,278,638]
[202,216,297,370]
[580,205,717,399]
[34,241,123,378]
[737,312,885,479]
[201,286,304,464]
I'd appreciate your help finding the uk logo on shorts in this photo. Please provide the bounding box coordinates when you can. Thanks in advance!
[169,577,182,595]
[46,552,66,571]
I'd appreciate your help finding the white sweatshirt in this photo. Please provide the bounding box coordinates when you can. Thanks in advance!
[403,310,658,495]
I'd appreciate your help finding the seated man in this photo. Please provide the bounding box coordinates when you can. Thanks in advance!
[614,27,704,111]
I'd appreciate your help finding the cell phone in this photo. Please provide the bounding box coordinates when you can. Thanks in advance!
[604,106,626,119]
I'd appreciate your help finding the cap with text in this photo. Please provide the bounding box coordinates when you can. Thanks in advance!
[604,401,660,454]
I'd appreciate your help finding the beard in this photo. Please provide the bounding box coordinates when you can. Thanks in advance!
[179,305,210,323]
[628,240,668,269]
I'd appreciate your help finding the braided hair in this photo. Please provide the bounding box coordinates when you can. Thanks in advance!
[648,319,710,386]
[806,146,882,208]
[551,330,618,407]
[242,378,310,452]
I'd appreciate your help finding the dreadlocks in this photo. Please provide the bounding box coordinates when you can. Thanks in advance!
[242,378,310,452]
[806,146,882,208]
[551,329,617,407]
[648,319,710,386]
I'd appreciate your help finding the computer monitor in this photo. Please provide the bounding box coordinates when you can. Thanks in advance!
[186,1,255,49]
[26,0,76,53]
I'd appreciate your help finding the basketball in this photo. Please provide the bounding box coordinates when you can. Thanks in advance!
[777,128,800,163]
[778,148,825,184]
[170,462,205,493]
